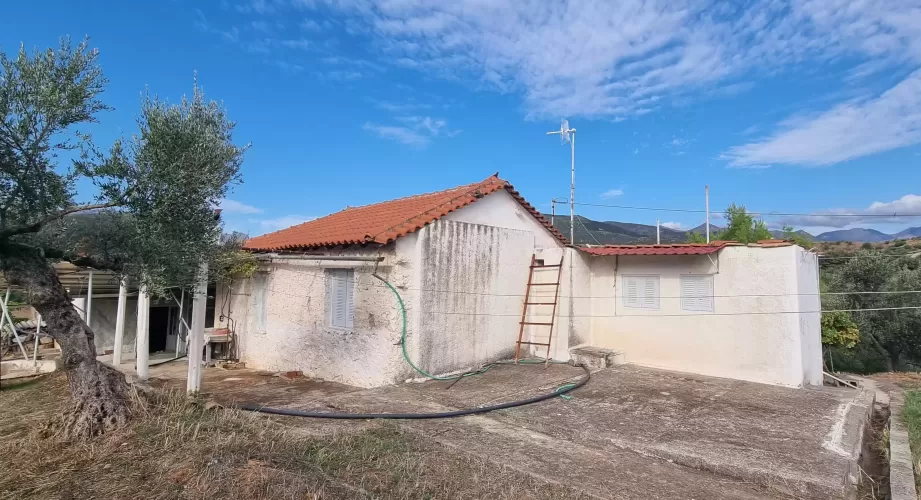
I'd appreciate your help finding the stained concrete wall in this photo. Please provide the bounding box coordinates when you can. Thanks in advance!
[796,248,823,385]
[88,298,138,354]
[221,246,410,388]
[583,245,821,387]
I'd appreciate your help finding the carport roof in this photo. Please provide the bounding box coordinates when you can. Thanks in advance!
[579,240,793,256]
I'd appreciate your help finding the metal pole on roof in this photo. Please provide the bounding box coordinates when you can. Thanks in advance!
[656,218,660,244]
[551,199,555,228]
[705,185,710,244]
[546,120,576,244]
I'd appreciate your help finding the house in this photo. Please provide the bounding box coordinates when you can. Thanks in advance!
[224,174,822,389]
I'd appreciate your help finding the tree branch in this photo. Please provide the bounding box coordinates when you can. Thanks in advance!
[0,201,119,239]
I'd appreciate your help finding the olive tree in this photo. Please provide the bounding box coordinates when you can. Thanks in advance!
[0,38,245,437]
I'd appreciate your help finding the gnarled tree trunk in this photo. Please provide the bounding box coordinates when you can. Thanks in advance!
[0,243,131,437]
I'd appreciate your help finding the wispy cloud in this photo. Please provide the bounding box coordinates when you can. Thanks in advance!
[600,188,624,199]
[292,0,921,122]
[363,115,460,147]
[723,70,921,167]
[219,199,264,214]
[776,194,921,229]
[661,222,684,230]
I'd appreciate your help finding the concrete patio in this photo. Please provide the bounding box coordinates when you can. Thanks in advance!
[125,359,873,499]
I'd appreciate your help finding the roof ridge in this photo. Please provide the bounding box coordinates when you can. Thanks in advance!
[339,175,499,212]
[367,175,505,242]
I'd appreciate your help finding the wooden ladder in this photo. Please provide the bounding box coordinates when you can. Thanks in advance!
[514,253,564,364]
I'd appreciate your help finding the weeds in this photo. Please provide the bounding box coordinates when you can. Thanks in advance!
[0,375,587,499]
[903,390,921,496]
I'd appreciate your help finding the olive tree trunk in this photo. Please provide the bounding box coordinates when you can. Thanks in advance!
[0,244,131,437]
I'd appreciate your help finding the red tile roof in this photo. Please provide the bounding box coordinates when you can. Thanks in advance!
[578,240,794,256]
[243,174,568,251]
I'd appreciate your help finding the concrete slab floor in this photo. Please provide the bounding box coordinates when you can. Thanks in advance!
[120,361,870,499]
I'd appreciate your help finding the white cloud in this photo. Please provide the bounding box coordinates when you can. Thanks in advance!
[600,188,624,199]
[258,215,315,232]
[723,69,921,167]
[219,199,264,214]
[292,0,921,121]
[778,194,921,229]
[363,123,430,147]
[364,115,460,147]
[661,222,685,230]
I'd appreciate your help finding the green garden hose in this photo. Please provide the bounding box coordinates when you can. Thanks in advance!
[371,274,569,383]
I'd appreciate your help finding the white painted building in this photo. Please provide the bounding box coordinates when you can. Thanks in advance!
[230,174,822,388]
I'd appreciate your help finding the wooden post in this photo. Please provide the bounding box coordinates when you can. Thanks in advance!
[113,279,128,366]
[187,261,209,393]
[136,284,150,380]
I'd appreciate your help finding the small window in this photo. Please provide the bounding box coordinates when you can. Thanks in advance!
[680,275,714,312]
[326,269,355,329]
[622,275,659,309]
[251,272,268,333]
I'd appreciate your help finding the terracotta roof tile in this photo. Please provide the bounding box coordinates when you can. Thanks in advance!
[243,174,567,251]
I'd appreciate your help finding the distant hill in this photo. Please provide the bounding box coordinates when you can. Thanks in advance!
[546,213,921,245]
[813,228,891,243]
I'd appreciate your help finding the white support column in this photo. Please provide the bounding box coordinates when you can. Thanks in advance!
[113,279,128,366]
[136,284,150,380]
[85,270,93,327]
[187,261,209,393]
[32,313,41,369]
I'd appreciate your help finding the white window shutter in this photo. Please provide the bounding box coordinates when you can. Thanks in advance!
[623,275,659,310]
[327,269,355,329]
[680,275,713,312]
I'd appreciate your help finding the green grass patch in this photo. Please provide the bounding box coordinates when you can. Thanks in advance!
[902,390,921,494]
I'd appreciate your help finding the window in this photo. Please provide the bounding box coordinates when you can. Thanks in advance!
[251,272,268,333]
[680,275,714,312]
[622,275,659,309]
[326,269,355,329]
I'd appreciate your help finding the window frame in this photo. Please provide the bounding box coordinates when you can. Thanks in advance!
[621,274,660,310]
[326,268,355,330]
[679,274,714,313]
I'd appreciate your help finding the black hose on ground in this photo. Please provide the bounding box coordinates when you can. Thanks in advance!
[235,364,590,420]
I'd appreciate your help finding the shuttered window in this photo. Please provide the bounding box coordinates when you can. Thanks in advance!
[326,269,355,329]
[622,275,659,310]
[680,275,714,312]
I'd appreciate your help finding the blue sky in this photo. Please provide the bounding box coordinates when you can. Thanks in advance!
[4,0,921,237]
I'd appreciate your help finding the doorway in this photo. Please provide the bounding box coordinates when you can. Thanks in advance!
[149,307,170,353]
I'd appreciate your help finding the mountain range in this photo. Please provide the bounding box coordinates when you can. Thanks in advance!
[546,215,921,245]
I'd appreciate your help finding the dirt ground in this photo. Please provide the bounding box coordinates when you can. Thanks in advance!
[129,360,873,499]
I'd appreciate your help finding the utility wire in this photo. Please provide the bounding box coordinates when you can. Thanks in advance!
[570,201,921,219]
[421,306,921,318]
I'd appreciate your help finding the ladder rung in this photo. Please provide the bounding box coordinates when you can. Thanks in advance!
[517,341,551,346]
[531,282,559,286]
[520,321,554,325]
[525,302,556,305]
[531,264,562,269]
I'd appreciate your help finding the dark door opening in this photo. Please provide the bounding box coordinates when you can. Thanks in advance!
[149,307,170,353]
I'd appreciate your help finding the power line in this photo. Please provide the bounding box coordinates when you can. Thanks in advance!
[570,201,921,219]
[421,305,921,318]
[818,253,921,260]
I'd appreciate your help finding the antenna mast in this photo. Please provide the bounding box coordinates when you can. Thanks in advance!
[547,120,577,243]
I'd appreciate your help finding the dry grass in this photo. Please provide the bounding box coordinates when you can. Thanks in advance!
[0,375,588,500]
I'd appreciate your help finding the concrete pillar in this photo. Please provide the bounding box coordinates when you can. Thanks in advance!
[187,261,209,393]
[136,284,150,380]
[112,280,128,366]
[85,270,93,327]
[72,297,87,321]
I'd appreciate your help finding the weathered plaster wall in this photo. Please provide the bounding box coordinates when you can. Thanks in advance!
[585,246,812,387]
[224,245,410,388]
[442,190,571,361]
[796,248,823,385]
[88,298,138,354]
[408,220,534,376]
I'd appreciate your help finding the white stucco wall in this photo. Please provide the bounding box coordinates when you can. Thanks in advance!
[88,298,139,354]
[221,246,409,388]
[796,248,823,385]
[583,245,819,387]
